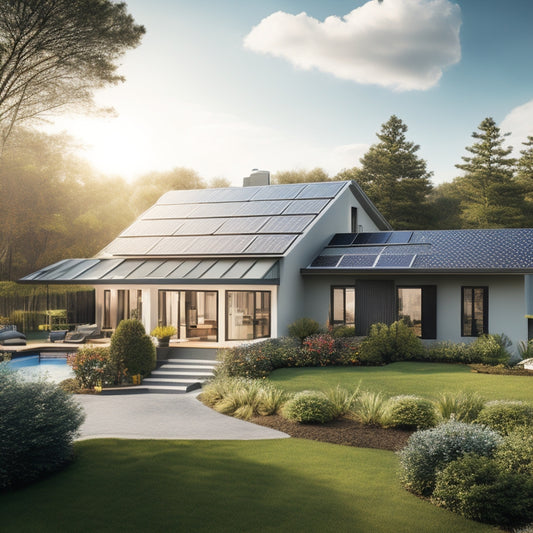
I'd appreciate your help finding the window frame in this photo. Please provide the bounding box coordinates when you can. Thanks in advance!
[225,290,271,341]
[330,286,356,327]
[461,286,488,337]
[396,285,437,339]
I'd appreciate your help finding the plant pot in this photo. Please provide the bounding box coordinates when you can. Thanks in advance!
[157,336,170,348]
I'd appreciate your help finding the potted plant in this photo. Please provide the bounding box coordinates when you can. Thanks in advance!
[150,325,177,347]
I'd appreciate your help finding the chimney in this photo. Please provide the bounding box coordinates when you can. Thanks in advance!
[243,169,270,187]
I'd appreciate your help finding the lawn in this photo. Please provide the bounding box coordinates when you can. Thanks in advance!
[269,362,533,402]
[0,439,497,533]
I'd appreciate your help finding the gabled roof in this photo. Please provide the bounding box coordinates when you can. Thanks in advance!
[98,181,355,259]
[302,229,533,274]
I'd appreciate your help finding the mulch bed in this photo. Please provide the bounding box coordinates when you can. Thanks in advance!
[250,415,413,451]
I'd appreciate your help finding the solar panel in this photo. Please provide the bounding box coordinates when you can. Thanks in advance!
[186,235,257,254]
[175,218,227,235]
[157,189,221,205]
[250,183,307,201]
[244,234,297,254]
[310,255,342,267]
[338,255,378,268]
[387,231,413,244]
[328,234,356,246]
[375,254,416,268]
[296,181,345,199]
[148,236,198,255]
[212,187,264,203]
[121,219,184,237]
[283,199,330,215]
[366,232,392,244]
[236,200,291,216]
[142,204,198,219]
[187,202,246,218]
[102,237,161,256]
[258,215,315,234]
[215,216,270,234]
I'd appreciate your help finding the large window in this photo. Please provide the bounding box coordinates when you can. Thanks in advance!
[226,291,271,341]
[397,286,437,339]
[462,287,488,337]
[331,287,355,327]
[117,290,130,323]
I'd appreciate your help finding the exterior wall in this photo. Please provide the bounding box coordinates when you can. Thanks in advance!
[302,273,527,352]
[276,186,383,336]
[94,283,277,345]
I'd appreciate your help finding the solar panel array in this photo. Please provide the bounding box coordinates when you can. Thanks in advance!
[306,229,533,272]
[20,258,281,283]
[99,181,348,258]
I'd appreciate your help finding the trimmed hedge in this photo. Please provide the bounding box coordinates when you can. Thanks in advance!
[282,391,336,424]
[386,395,437,430]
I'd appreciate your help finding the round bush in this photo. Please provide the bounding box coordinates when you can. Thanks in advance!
[67,346,114,388]
[476,400,533,435]
[467,334,511,366]
[282,391,336,424]
[386,395,437,430]
[495,427,533,475]
[288,317,320,343]
[0,366,85,489]
[397,420,503,496]
[109,319,156,381]
[433,454,533,528]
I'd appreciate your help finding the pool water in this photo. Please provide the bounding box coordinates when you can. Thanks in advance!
[6,354,74,383]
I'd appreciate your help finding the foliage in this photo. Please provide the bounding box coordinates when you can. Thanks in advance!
[434,391,485,423]
[518,338,533,360]
[0,365,85,489]
[282,391,336,424]
[351,391,387,426]
[58,378,83,394]
[150,325,177,339]
[467,333,512,366]
[109,319,156,381]
[273,167,330,184]
[469,363,533,375]
[354,115,433,229]
[494,426,533,476]
[0,0,145,147]
[516,135,533,221]
[67,346,114,388]
[397,420,503,496]
[9,310,48,332]
[432,454,533,528]
[475,400,533,435]
[329,325,357,338]
[200,376,288,420]
[423,341,470,364]
[301,333,336,366]
[385,395,437,429]
[358,320,424,364]
[324,384,361,418]
[216,342,275,379]
[288,317,320,343]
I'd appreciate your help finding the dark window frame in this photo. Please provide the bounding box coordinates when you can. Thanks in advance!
[330,286,356,327]
[461,286,488,337]
[103,290,111,329]
[396,285,437,339]
[225,290,271,341]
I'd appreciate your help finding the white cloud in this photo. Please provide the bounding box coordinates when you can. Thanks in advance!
[244,0,461,91]
[501,100,533,154]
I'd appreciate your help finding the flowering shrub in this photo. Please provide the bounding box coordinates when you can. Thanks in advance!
[217,342,276,379]
[385,395,437,430]
[301,334,336,366]
[397,420,503,496]
[475,400,533,435]
[67,346,115,388]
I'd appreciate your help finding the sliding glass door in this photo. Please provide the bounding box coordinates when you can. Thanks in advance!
[226,291,271,341]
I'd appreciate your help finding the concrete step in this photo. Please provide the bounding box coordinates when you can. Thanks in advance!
[167,358,220,365]
[158,364,216,371]
[143,377,208,384]
[152,370,213,377]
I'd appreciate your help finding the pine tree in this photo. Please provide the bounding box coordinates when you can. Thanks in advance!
[454,117,526,228]
[356,115,433,229]
[516,136,533,213]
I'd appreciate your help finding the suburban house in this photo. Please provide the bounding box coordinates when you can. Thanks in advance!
[21,171,533,351]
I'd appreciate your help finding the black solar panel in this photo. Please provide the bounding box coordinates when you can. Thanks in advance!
[387,231,413,244]
[328,234,356,246]
[375,254,416,268]
[311,255,342,267]
[338,255,378,268]
[354,232,391,244]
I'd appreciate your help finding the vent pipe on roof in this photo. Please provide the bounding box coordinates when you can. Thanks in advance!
[243,169,270,187]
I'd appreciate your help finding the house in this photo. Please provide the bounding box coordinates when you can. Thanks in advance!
[21,172,533,351]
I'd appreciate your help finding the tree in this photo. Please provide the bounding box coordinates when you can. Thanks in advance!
[454,118,526,227]
[273,167,330,184]
[0,0,145,149]
[355,115,433,229]
[516,136,533,221]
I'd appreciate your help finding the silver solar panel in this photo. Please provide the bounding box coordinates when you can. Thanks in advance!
[121,219,184,237]
[175,218,228,235]
[283,199,330,215]
[250,183,307,201]
[215,216,270,234]
[235,200,291,216]
[143,204,198,219]
[244,234,296,254]
[258,215,315,234]
[297,181,345,199]
[102,237,161,256]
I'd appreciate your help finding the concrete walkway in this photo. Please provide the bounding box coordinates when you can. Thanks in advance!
[75,392,289,441]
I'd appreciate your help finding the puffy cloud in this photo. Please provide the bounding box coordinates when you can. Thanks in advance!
[244,0,461,91]
[501,100,533,153]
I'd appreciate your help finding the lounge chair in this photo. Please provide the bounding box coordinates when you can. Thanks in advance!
[64,324,101,344]
[0,330,26,346]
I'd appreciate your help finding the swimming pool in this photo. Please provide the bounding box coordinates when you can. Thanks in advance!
[5,354,74,383]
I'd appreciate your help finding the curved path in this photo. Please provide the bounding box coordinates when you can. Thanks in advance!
[75,392,288,441]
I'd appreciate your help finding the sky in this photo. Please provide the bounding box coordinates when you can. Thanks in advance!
[44,0,533,186]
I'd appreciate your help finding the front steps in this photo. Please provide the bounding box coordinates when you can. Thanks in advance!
[141,358,219,394]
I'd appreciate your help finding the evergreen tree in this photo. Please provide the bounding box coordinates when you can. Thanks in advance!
[356,115,433,229]
[516,136,533,223]
[454,117,526,227]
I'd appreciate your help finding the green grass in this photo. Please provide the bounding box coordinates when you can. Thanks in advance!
[269,362,533,402]
[0,439,497,533]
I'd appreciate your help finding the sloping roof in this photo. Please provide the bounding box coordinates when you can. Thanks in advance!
[98,181,353,259]
[302,229,533,274]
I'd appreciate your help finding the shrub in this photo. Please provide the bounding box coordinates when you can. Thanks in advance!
[109,319,156,381]
[475,400,533,435]
[358,321,424,365]
[432,454,533,528]
[58,377,83,394]
[216,342,275,379]
[301,333,337,366]
[288,317,320,343]
[385,395,437,430]
[351,391,387,426]
[495,427,533,476]
[67,346,114,388]
[397,420,503,496]
[467,333,511,366]
[330,325,357,338]
[435,391,485,423]
[324,384,360,418]
[334,336,362,365]
[0,366,85,489]
[282,391,336,424]
[423,341,470,363]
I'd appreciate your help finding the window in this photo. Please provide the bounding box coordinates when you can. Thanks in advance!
[351,207,358,233]
[397,286,437,339]
[226,291,271,341]
[117,290,129,323]
[136,290,143,320]
[103,290,111,329]
[462,287,488,337]
[331,287,355,327]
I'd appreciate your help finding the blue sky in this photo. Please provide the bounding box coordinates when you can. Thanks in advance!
[48,0,533,186]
